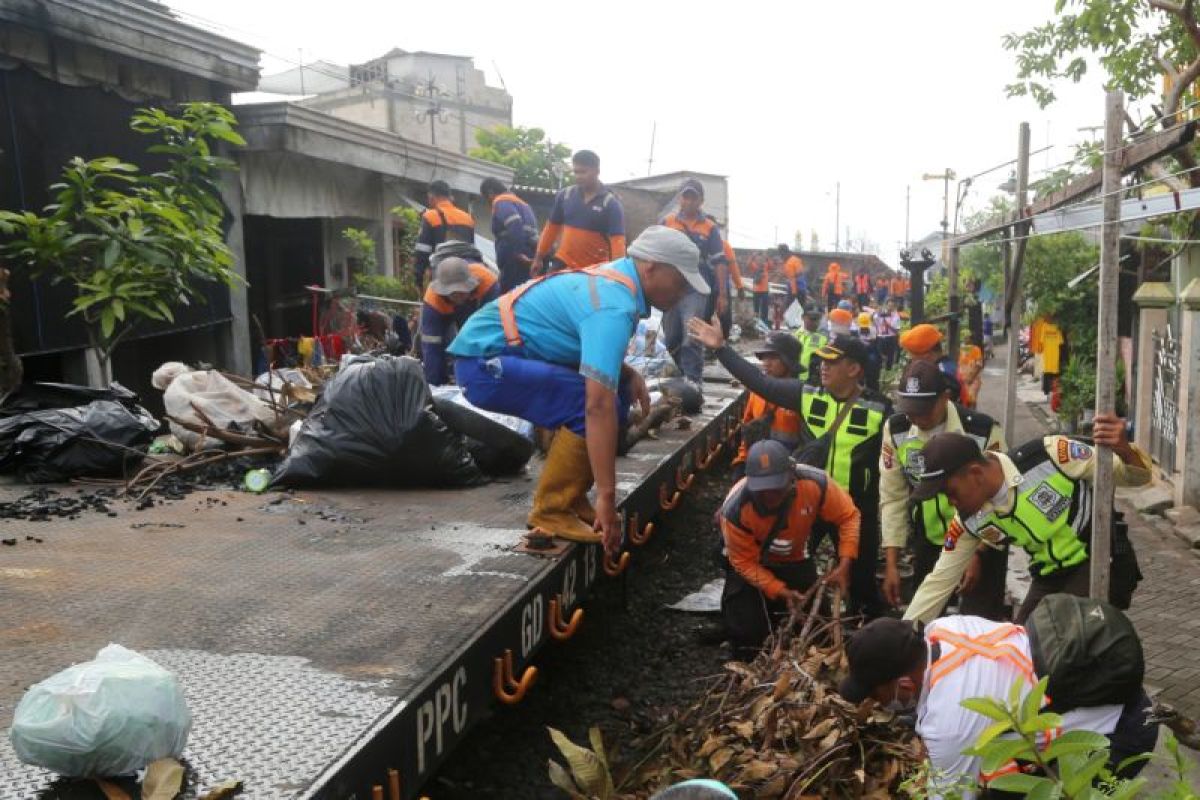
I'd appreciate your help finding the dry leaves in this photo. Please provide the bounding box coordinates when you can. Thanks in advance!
[614,586,922,799]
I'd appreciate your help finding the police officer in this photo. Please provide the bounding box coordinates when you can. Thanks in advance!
[794,309,827,386]
[879,361,1007,619]
[901,415,1151,624]
[688,319,892,618]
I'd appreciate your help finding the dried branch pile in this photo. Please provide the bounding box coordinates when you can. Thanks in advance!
[617,587,923,799]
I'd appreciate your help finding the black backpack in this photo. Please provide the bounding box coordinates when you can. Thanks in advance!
[1026,593,1144,712]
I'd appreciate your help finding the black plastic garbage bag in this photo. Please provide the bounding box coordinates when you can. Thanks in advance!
[272,356,486,488]
[0,401,159,483]
[431,396,534,476]
[0,382,142,417]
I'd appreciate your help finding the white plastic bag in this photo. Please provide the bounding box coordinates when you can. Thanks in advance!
[10,644,191,777]
[154,362,275,451]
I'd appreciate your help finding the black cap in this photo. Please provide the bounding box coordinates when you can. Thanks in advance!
[429,179,451,196]
[814,334,870,368]
[909,431,987,502]
[896,360,950,416]
[744,440,793,492]
[679,178,705,198]
[838,618,926,703]
[754,331,801,375]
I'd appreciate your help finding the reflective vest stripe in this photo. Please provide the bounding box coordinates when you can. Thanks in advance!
[498,265,636,348]
[927,624,1034,689]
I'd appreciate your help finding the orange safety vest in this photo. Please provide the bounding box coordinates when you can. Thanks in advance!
[927,624,1034,689]
[498,264,637,348]
[927,624,1057,782]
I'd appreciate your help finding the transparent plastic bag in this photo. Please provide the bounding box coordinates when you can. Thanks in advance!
[10,644,191,777]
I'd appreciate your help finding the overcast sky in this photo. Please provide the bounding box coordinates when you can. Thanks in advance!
[165,0,1130,261]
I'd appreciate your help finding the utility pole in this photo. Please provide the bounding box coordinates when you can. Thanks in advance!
[834,182,841,251]
[647,121,656,176]
[414,72,448,148]
[1091,89,1124,601]
[922,169,956,264]
[1003,123,1030,447]
[905,185,911,250]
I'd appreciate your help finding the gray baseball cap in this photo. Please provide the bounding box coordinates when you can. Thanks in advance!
[429,257,479,295]
[745,440,792,492]
[628,225,709,295]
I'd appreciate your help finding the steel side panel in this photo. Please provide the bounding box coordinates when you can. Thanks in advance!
[0,386,745,799]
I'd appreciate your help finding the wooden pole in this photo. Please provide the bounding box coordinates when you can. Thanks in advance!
[948,243,961,356]
[1091,89,1124,600]
[1003,122,1031,447]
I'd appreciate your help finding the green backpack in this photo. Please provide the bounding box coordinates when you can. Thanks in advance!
[1026,593,1144,712]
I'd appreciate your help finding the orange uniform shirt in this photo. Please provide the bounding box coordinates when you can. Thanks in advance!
[784,255,804,294]
[719,471,861,600]
[733,393,803,465]
[723,240,743,290]
[422,263,499,314]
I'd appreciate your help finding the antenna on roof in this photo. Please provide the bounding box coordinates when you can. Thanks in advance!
[490,60,509,93]
[647,121,657,176]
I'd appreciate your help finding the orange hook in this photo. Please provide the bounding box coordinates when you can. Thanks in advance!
[698,440,724,470]
[493,649,537,704]
[659,481,682,510]
[603,550,630,576]
[676,465,695,492]
[548,595,584,641]
[627,512,655,545]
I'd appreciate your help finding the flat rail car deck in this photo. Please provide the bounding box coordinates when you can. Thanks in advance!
[0,382,745,799]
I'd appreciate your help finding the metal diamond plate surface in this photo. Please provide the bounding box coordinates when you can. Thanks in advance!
[0,383,744,798]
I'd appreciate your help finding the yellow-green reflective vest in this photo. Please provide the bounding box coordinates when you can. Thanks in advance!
[963,444,1091,577]
[891,406,996,546]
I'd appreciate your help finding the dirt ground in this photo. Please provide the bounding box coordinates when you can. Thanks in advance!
[431,469,734,799]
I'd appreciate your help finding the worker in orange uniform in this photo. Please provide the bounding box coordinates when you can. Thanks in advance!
[719,440,860,654]
[747,252,770,325]
[889,272,907,310]
[479,178,538,292]
[419,253,500,386]
[822,261,847,310]
[719,239,745,337]
[854,269,872,307]
[731,332,804,481]
[660,179,727,389]
[781,245,806,311]
[414,180,476,286]
[533,150,626,274]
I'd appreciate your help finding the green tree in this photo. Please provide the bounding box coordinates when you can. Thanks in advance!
[341,227,377,275]
[470,125,571,189]
[0,102,244,382]
[1023,231,1100,352]
[1004,0,1200,188]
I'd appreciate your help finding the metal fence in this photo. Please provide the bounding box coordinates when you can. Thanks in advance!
[1150,326,1182,470]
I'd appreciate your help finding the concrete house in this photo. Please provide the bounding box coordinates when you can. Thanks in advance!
[257,49,513,156]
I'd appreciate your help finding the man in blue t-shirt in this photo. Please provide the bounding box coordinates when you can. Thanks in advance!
[450,226,706,552]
